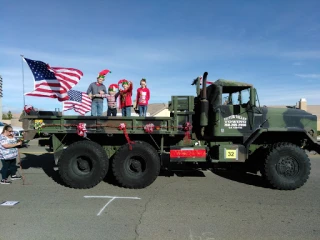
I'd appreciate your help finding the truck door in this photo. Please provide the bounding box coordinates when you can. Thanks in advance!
[216,90,254,137]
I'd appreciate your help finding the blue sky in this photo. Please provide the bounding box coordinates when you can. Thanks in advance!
[1,0,320,114]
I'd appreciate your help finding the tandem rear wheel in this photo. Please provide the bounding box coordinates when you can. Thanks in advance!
[112,141,161,189]
[58,140,109,189]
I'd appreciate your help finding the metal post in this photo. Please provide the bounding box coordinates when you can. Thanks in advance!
[21,55,26,107]
[0,75,2,120]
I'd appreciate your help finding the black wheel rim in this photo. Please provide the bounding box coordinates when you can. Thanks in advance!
[124,155,146,178]
[71,156,93,176]
[276,156,299,178]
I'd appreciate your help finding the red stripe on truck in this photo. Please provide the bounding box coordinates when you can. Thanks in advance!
[170,149,206,158]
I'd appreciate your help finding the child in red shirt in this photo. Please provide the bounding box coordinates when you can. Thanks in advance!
[118,79,133,117]
[135,78,150,117]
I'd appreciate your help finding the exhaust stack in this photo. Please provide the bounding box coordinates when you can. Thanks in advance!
[200,72,209,129]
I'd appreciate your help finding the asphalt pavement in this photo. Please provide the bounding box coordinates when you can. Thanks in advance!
[0,140,319,240]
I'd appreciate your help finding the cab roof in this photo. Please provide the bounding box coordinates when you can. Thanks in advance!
[213,79,252,93]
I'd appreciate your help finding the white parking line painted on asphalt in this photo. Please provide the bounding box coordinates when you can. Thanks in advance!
[97,198,116,216]
[84,196,141,199]
[84,195,141,216]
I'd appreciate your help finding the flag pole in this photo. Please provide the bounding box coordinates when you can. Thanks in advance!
[20,55,26,107]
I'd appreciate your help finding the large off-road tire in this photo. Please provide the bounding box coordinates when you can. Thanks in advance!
[112,141,160,189]
[263,142,311,190]
[58,140,109,189]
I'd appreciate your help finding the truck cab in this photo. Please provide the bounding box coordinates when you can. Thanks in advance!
[205,79,256,142]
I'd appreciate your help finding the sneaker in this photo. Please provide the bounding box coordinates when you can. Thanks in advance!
[10,175,22,180]
[1,179,12,184]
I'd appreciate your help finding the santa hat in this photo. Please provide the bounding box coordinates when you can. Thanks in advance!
[118,79,129,86]
[97,69,111,79]
[108,84,118,92]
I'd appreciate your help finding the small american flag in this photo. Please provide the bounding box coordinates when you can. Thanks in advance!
[63,90,92,115]
[23,57,83,101]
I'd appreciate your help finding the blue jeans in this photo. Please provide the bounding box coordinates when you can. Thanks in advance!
[91,101,103,116]
[138,105,148,117]
[122,107,131,117]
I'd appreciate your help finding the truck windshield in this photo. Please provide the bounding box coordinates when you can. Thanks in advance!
[222,89,250,105]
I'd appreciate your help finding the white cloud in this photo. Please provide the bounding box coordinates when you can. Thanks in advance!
[295,74,320,79]
[257,86,320,105]
[281,51,320,59]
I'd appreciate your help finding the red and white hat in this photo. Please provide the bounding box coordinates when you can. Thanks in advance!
[118,79,129,86]
[108,84,118,92]
[97,69,111,79]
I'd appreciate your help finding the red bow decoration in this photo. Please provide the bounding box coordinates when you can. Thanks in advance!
[183,122,192,143]
[24,105,34,114]
[144,123,155,133]
[118,123,134,150]
[77,123,87,138]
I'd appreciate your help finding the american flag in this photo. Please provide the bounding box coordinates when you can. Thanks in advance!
[23,57,83,101]
[63,90,92,115]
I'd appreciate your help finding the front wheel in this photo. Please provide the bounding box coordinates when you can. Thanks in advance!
[112,141,160,189]
[263,142,311,190]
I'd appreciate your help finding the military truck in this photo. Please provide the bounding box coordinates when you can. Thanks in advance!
[20,72,320,190]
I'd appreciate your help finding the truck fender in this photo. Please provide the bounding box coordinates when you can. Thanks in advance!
[245,127,319,153]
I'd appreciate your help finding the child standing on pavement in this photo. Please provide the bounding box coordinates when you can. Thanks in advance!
[135,78,150,117]
[118,79,133,117]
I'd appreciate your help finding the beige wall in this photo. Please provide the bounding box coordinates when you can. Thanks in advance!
[154,109,170,117]
[1,119,22,127]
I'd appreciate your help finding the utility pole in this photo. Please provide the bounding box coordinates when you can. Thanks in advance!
[0,75,3,120]
[21,55,26,107]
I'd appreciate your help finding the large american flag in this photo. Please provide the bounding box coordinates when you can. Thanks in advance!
[23,57,83,101]
[63,90,92,115]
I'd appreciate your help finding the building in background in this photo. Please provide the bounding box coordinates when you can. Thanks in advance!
[297,98,320,131]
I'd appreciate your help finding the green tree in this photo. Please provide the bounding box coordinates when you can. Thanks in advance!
[2,113,8,120]
[7,111,12,120]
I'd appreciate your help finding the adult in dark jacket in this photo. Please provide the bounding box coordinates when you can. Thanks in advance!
[87,69,110,116]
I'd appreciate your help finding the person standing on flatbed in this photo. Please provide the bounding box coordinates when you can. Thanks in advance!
[118,79,133,117]
[87,69,110,116]
[94,84,120,116]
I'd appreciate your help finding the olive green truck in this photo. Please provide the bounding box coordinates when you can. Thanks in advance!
[20,72,320,190]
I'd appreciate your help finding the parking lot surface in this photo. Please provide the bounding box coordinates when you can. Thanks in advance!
[0,140,319,240]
